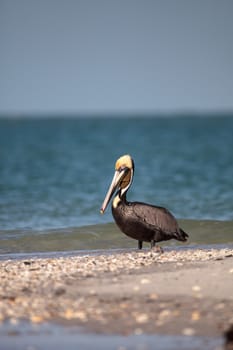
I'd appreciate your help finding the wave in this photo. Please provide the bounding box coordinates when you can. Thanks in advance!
[0,219,233,256]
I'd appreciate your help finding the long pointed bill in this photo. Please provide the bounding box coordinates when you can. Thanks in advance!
[100,170,127,214]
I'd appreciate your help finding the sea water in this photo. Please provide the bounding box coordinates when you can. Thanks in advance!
[0,115,233,254]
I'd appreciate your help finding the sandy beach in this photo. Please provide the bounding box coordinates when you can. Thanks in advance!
[1,246,233,349]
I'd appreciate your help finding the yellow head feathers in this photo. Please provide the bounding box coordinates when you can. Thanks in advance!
[115,154,134,171]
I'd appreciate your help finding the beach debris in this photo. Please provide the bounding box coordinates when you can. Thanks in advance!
[158,309,171,320]
[182,327,195,336]
[192,285,201,292]
[64,308,74,320]
[159,309,171,318]
[191,311,200,321]
[119,302,129,309]
[54,287,66,296]
[9,318,19,325]
[148,293,158,301]
[215,302,226,310]
[30,315,44,323]
[133,285,140,291]
[134,312,149,324]
[140,278,151,285]
[89,289,96,295]
[63,309,87,322]
[155,309,171,326]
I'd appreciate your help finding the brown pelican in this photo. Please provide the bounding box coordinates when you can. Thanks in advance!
[100,154,188,250]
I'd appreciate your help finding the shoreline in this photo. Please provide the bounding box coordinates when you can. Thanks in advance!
[1,241,232,261]
[1,246,233,348]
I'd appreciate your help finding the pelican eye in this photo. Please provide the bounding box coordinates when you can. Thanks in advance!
[119,166,129,173]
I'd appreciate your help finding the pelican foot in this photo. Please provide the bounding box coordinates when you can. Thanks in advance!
[151,245,164,254]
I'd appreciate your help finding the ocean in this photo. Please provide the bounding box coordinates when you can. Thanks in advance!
[0,114,233,255]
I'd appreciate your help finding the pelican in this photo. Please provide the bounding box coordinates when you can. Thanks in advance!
[100,154,188,250]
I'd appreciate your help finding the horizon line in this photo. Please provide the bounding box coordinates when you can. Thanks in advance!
[1,108,233,119]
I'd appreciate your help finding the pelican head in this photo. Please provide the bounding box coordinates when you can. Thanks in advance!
[100,154,134,214]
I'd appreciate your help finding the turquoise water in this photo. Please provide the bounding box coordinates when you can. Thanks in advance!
[0,115,233,253]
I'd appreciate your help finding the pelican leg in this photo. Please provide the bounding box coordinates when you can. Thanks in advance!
[151,240,156,249]
[151,240,164,253]
[138,240,143,249]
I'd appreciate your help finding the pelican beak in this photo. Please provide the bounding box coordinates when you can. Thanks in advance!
[100,168,129,214]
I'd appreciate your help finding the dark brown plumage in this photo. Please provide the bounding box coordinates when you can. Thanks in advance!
[100,154,188,250]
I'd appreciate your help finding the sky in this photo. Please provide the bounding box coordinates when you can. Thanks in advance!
[0,0,233,115]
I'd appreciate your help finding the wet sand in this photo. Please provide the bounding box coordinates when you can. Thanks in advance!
[0,246,233,348]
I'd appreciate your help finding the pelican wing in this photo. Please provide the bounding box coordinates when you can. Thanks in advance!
[131,202,179,234]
